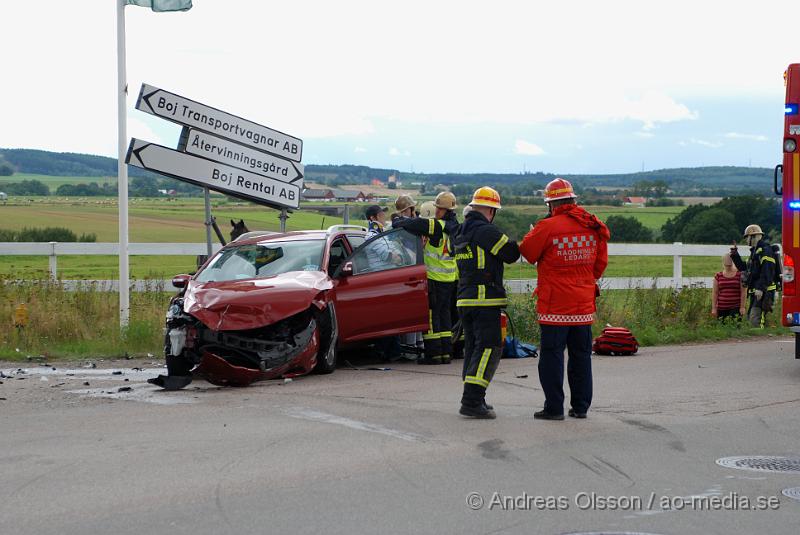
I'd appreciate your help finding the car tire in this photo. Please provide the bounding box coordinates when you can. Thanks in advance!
[314,303,338,374]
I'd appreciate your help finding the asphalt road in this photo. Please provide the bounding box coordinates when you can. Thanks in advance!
[1,337,800,535]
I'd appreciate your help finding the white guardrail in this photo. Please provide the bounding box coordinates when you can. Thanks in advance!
[0,241,735,293]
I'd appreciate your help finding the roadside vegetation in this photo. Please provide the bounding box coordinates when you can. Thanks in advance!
[507,287,784,348]
[0,277,786,362]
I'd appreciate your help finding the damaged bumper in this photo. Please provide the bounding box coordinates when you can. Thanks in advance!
[162,300,322,388]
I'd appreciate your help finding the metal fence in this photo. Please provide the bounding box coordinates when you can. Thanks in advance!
[0,241,734,293]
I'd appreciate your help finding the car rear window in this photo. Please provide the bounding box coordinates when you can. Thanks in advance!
[196,240,326,282]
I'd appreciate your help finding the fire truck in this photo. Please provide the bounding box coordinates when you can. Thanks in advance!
[776,63,800,357]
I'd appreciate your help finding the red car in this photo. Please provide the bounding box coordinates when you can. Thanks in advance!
[155,226,429,388]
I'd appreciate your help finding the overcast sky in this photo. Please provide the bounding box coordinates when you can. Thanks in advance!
[1,1,797,174]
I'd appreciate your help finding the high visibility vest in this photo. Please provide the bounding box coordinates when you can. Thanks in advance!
[424,219,457,282]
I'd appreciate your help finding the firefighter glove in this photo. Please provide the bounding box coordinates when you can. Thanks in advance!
[753,289,764,300]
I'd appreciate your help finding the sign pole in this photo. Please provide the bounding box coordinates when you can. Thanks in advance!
[279,208,288,232]
[116,0,130,328]
[204,187,213,257]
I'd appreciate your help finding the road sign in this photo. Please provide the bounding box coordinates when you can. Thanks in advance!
[179,128,303,187]
[126,139,300,209]
[136,84,303,162]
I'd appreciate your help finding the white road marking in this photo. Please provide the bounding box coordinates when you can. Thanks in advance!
[284,407,425,442]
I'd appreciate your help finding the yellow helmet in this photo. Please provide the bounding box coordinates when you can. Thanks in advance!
[419,201,437,219]
[434,191,457,210]
[469,186,502,210]
[743,224,763,238]
[394,195,416,213]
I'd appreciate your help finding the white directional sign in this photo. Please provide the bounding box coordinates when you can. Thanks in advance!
[126,139,300,209]
[180,128,303,187]
[136,84,303,162]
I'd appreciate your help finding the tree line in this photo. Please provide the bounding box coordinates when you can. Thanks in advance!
[605,195,780,244]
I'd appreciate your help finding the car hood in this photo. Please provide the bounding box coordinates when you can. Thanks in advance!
[183,271,332,331]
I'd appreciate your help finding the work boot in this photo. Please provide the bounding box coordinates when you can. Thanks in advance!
[440,354,452,364]
[483,401,494,411]
[568,409,587,419]
[533,410,564,421]
[459,404,496,419]
[432,355,443,364]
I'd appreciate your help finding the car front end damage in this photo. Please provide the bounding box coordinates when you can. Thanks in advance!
[153,272,336,389]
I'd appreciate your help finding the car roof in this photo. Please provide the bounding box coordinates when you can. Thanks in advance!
[230,227,365,247]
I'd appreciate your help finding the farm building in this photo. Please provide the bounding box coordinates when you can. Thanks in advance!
[623,196,648,207]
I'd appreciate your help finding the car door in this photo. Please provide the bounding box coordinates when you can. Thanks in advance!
[333,229,429,343]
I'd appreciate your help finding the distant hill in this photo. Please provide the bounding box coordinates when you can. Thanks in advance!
[0,148,775,195]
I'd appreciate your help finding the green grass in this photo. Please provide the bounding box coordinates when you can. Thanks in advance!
[504,256,723,280]
[0,174,116,191]
[507,288,784,347]
[506,204,685,231]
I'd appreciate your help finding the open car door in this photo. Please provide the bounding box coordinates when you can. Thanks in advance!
[333,229,429,343]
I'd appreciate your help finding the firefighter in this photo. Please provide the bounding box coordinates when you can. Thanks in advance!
[392,192,459,364]
[519,178,609,420]
[453,187,520,418]
[730,224,777,328]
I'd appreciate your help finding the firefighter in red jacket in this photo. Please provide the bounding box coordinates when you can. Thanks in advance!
[520,178,610,420]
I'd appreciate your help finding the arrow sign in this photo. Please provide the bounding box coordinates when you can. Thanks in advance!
[126,139,300,210]
[136,84,303,162]
[180,128,303,187]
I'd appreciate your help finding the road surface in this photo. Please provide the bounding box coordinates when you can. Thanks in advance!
[1,337,799,535]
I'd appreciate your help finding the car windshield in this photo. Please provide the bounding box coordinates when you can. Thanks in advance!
[196,240,326,283]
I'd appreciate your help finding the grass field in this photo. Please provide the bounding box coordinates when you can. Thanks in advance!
[506,204,685,231]
[0,173,116,191]
[0,195,713,279]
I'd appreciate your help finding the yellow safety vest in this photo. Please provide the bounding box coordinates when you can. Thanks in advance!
[424,219,457,282]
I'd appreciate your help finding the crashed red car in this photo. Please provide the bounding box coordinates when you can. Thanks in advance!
[154,226,429,388]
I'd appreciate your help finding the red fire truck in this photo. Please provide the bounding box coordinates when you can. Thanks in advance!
[777,63,800,357]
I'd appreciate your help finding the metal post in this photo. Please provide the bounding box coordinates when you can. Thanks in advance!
[48,242,57,280]
[116,0,130,327]
[279,209,289,233]
[343,204,350,225]
[204,187,213,257]
[673,242,683,289]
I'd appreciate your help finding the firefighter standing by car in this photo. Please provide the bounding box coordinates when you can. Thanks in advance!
[453,187,520,418]
[392,192,460,364]
[730,224,777,328]
[519,178,609,421]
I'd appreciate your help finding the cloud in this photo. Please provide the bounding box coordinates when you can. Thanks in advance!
[514,140,546,156]
[635,131,655,138]
[354,146,368,153]
[724,132,768,142]
[685,138,723,148]
[388,147,411,157]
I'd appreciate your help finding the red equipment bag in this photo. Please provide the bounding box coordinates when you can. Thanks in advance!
[592,327,639,356]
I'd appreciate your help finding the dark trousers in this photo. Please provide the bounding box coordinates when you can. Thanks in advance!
[423,280,454,360]
[538,324,593,415]
[460,307,502,407]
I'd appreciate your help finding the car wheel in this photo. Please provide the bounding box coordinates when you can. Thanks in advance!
[314,303,338,374]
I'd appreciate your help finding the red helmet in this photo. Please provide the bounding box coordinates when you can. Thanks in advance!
[543,178,577,203]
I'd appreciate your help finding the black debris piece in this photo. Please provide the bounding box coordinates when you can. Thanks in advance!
[132,367,143,372]
[124,378,129,382]
[118,386,132,392]
[83,382,90,386]
[147,374,192,391]
[515,374,528,379]
[0,397,6,401]
[51,382,66,388]
[112,371,123,375]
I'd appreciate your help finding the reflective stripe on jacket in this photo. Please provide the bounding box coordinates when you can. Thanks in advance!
[519,204,610,325]
[454,211,520,307]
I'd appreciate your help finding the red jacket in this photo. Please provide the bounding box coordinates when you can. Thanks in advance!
[519,204,610,325]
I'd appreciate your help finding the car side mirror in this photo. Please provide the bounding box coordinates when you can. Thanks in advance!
[340,261,354,277]
[172,274,192,289]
